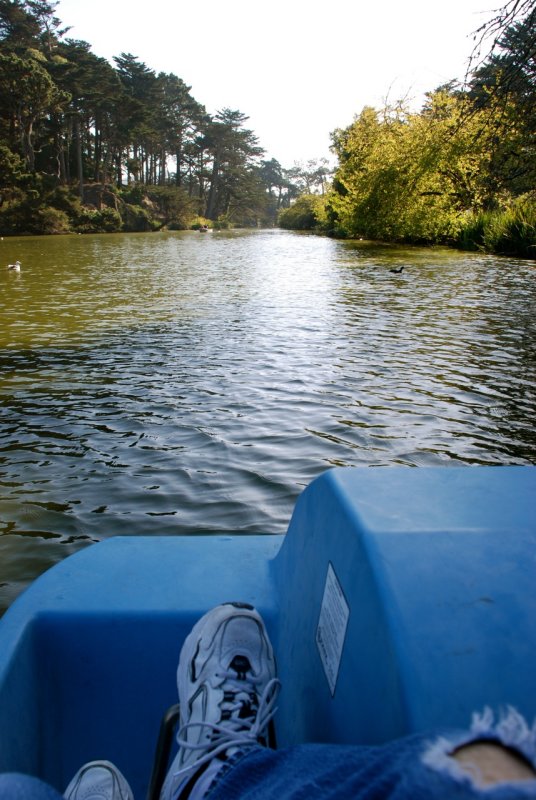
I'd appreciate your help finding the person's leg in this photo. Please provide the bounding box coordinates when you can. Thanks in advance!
[205,711,536,800]
[422,706,536,793]
[0,774,64,800]
[453,740,536,786]
[161,602,536,800]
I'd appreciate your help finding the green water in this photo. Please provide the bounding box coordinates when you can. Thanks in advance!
[1,230,535,612]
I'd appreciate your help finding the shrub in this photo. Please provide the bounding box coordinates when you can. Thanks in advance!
[457,195,536,259]
[121,203,156,232]
[213,218,231,230]
[74,206,122,233]
[190,216,212,230]
[36,207,71,234]
[278,195,323,230]
[0,201,70,235]
[120,185,145,205]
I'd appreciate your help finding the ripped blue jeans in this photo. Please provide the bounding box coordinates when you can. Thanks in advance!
[204,708,536,800]
[1,709,535,799]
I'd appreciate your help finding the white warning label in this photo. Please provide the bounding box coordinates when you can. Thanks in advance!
[316,563,350,696]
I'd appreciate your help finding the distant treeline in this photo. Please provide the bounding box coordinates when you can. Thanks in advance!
[280,2,536,259]
[0,0,329,234]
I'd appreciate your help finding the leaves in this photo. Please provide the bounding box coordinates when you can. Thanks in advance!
[0,0,301,229]
[325,8,535,252]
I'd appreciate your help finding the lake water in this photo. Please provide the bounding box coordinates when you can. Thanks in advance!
[1,229,535,613]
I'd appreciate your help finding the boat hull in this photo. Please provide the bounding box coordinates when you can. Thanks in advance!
[0,466,534,797]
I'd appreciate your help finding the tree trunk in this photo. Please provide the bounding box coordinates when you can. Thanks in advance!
[22,119,35,172]
[206,156,220,219]
[74,116,84,202]
[94,120,101,182]
[175,136,182,186]
[116,152,123,187]
[55,132,67,183]
[102,145,112,186]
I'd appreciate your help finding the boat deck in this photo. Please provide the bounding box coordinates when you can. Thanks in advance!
[0,467,534,797]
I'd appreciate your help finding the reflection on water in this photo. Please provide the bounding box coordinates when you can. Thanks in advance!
[1,230,535,611]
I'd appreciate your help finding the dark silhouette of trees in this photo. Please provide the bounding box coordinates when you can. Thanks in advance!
[0,0,301,231]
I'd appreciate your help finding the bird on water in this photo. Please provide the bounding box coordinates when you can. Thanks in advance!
[7,260,21,271]
[389,266,404,274]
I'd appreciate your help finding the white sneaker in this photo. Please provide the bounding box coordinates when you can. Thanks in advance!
[160,602,279,800]
[64,761,133,800]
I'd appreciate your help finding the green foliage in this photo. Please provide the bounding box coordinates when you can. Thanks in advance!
[284,159,332,197]
[0,1,299,235]
[120,184,146,205]
[0,143,26,189]
[0,51,69,171]
[212,218,231,230]
[36,206,71,234]
[278,195,323,230]
[457,194,536,258]
[120,203,155,232]
[0,197,30,235]
[0,196,69,235]
[190,216,212,230]
[322,4,535,257]
[2,0,530,250]
[328,74,535,256]
[141,185,196,229]
[329,95,500,244]
[74,206,122,233]
[0,179,195,235]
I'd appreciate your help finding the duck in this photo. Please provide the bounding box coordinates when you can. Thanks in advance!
[389,266,404,274]
[7,260,21,272]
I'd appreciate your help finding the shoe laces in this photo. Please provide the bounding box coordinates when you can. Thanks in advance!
[174,669,280,779]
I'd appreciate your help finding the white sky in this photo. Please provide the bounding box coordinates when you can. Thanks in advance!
[56,0,494,168]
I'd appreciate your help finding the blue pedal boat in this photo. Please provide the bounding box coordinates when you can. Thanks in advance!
[0,466,534,798]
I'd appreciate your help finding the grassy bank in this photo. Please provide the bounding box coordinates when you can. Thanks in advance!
[456,197,536,259]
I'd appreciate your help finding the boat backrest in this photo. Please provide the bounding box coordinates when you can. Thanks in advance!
[271,467,536,747]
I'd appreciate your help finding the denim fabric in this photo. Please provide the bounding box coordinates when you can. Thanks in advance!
[0,774,64,800]
[205,738,536,800]
[205,709,536,800]
[2,711,536,800]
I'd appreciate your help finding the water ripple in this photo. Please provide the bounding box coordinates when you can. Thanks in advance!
[1,231,535,611]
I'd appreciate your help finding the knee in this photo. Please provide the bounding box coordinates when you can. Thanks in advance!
[452,741,536,787]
